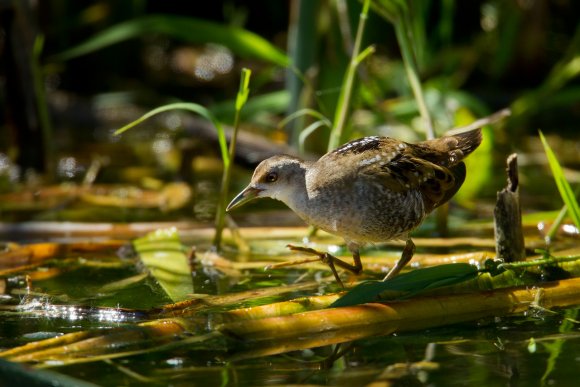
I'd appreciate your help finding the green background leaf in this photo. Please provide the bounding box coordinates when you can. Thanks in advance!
[55,14,289,67]
[539,131,580,229]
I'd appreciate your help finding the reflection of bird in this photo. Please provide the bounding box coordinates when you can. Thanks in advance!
[227,128,482,284]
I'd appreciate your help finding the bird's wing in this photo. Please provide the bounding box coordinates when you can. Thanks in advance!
[318,136,467,211]
[359,152,464,212]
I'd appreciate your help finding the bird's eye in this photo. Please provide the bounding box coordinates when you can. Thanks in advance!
[265,172,278,183]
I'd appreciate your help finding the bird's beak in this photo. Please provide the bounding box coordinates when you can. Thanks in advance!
[226,186,262,211]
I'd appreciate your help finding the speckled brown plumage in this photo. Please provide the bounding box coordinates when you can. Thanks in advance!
[227,128,482,283]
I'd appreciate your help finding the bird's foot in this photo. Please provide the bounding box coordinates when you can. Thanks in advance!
[383,239,416,281]
[284,245,346,287]
[263,245,329,271]
[287,245,362,272]
[265,245,362,287]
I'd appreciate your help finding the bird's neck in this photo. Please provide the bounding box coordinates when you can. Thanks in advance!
[275,161,312,216]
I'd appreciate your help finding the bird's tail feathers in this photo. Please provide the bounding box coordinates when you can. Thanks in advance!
[421,128,482,166]
[449,128,482,158]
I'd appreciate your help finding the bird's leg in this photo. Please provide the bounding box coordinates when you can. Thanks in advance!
[321,253,344,288]
[273,244,363,287]
[287,245,363,272]
[284,245,343,287]
[383,238,416,281]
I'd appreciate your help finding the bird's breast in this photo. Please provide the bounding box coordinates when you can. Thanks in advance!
[298,178,427,244]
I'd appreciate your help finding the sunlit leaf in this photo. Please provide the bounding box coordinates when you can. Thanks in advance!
[539,131,580,229]
[331,263,478,307]
[133,228,193,302]
[55,14,289,67]
[235,68,252,111]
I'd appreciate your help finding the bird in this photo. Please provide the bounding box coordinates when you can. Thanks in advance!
[226,128,482,285]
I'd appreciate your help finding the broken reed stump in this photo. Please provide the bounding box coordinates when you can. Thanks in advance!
[494,153,525,262]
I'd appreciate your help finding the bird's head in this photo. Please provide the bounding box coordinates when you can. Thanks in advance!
[226,155,307,211]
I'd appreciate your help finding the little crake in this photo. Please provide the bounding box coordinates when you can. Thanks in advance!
[227,128,482,284]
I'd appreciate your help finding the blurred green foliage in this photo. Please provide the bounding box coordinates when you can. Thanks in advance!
[3,1,571,134]
[28,0,578,139]
[1,0,579,209]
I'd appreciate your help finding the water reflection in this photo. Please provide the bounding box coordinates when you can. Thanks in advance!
[14,298,144,323]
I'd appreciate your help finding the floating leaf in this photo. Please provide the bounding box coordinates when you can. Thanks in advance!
[133,228,193,302]
[331,263,478,307]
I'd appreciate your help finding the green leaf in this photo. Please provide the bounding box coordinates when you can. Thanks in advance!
[133,228,193,302]
[354,45,376,65]
[330,263,479,307]
[54,14,289,67]
[539,131,580,229]
[213,68,252,248]
[369,0,407,23]
[210,90,290,123]
[114,102,230,168]
[278,108,331,130]
[298,120,332,154]
[235,68,252,111]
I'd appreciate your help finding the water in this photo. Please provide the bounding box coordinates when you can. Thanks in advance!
[1,226,579,386]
